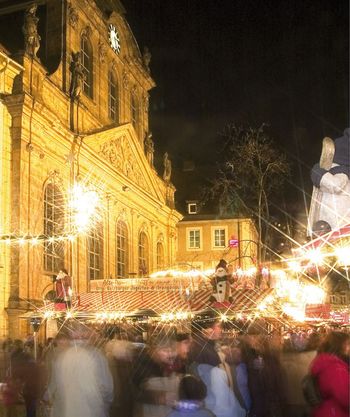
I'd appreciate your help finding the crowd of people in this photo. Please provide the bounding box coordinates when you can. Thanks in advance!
[0,318,349,417]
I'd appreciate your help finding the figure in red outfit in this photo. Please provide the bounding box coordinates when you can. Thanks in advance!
[55,268,72,308]
[310,331,350,417]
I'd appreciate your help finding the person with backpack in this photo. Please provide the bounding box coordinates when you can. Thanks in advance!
[309,331,349,417]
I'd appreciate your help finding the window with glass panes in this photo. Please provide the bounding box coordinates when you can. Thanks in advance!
[188,229,200,249]
[108,71,118,121]
[214,229,226,247]
[116,220,128,278]
[138,232,148,275]
[81,36,93,98]
[43,183,65,273]
[156,242,164,270]
[88,223,103,280]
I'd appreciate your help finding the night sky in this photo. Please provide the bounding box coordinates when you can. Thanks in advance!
[125,0,348,210]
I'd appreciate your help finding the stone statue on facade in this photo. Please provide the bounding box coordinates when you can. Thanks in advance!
[144,132,154,166]
[163,152,172,182]
[22,3,41,57]
[309,128,350,234]
[142,46,151,72]
[69,52,85,99]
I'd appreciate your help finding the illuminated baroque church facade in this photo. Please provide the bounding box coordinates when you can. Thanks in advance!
[0,0,182,337]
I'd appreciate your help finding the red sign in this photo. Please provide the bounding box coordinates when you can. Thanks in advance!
[330,311,350,324]
[305,304,331,319]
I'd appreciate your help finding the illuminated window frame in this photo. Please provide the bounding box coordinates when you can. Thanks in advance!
[156,242,164,270]
[43,183,65,273]
[88,222,103,280]
[138,231,149,276]
[116,220,128,278]
[81,35,93,98]
[186,228,202,250]
[108,71,118,122]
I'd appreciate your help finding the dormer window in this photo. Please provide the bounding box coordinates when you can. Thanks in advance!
[188,202,198,214]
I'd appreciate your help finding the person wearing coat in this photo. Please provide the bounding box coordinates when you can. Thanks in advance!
[310,331,349,417]
[189,312,246,417]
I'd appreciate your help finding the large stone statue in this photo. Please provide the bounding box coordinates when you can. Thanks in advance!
[144,132,154,166]
[309,128,350,233]
[22,3,41,57]
[69,52,85,99]
[163,152,172,182]
[142,46,151,72]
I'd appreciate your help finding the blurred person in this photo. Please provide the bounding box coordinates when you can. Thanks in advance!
[46,322,113,417]
[132,331,179,417]
[189,311,246,417]
[166,374,215,417]
[10,339,41,417]
[224,341,251,414]
[309,331,349,417]
[281,332,320,417]
[173,333,192,374]
[105,332,135,417]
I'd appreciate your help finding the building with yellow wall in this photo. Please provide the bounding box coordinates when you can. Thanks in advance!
[176,206,258,271]
[0,0,182,338]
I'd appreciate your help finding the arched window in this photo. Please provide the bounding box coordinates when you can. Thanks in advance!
[156,242,164,271]
[131,92,138,128]
[81,35,93,98]
[138,231,149,276]
[116,220,128,278]
[88,222,103,280]
[108,71,118,122]
[43,182,65,273]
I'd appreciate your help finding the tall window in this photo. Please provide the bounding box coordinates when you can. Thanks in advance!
[138,231,149,276]
[43,183,65,273]
[156,242,164,271]
[88,222,103,280]
[116,220,128,278]
[108,71,118,122]
[81,35,93,98]
[214,228,226,248]
[131,92,138,128]
[188,229,201,249]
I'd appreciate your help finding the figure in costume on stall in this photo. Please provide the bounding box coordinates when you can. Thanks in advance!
[209,259,233,304]
[55,269,72,308]
[309,128,350,234]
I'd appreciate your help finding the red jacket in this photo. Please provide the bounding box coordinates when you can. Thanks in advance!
[310,353,349,417]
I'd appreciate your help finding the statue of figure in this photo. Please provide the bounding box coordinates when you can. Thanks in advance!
[163,152,172,182]
[144,132,154,166]
[142,46,151,72]
[69,52,85,99]
[22,3,41,57]
[309,128,350,233]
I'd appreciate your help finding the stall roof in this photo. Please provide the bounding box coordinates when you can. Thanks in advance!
[39,288,274,316]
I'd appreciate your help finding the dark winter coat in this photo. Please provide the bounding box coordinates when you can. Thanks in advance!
[310,353,349,417]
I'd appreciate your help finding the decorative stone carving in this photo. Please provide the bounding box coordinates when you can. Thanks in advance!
[69,52,85,99]
[142,46,151,72]
[98,41,107,64]
[22,3,41,57]
[99,135,152,193]
[144,132,154,166]
[67,3,78,26]
[143,93,149,113]
[122,70,129,90]
[82,25,92,39]
[111,59,117,72]
[163,152,172,182]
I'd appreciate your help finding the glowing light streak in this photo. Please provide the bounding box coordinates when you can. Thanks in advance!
[70,182,99,233]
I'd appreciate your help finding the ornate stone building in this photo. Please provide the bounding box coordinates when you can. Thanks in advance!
[0,0,182,338]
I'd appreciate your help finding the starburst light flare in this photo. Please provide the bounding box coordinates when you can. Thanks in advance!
[70,182,100,233]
